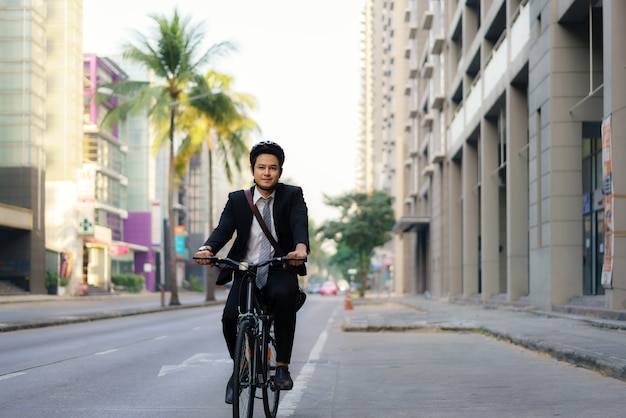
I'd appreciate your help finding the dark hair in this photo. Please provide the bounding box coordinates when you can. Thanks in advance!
[249,141,285,167]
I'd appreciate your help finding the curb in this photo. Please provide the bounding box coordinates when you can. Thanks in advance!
[342,319,626,382]
[0,300,224,333]
[341,300,626,383]
[481,326,626,382]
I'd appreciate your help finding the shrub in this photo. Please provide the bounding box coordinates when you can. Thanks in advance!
[45,270,58,287]
[111,274,145,293]
[184,275,204,292]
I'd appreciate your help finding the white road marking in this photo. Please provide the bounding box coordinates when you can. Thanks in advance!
[278,307,337,416]
[158,353,230,377]
[154,335,168,340]
[95,349,118,356]
[0,372,26,381]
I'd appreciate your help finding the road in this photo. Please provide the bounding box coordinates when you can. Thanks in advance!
[1,295,624,417]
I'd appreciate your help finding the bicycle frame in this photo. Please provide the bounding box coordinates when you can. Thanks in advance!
[193,255,305,417]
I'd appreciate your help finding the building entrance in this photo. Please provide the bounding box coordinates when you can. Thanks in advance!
[582,125,604,296]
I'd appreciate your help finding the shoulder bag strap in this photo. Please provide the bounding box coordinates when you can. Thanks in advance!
[244,188,285,255]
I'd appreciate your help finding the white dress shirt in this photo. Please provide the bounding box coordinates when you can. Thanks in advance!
[246,188,277,263]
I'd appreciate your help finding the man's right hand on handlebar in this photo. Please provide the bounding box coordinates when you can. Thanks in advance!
[194,245,215,266]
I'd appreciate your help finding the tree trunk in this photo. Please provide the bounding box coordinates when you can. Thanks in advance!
[204,146,216,302]
[358,251,368,298]
[168,108,180,305]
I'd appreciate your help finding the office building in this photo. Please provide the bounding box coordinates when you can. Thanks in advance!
[362,0,625,313]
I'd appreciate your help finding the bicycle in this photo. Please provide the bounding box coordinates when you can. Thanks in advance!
[193,255,306,418]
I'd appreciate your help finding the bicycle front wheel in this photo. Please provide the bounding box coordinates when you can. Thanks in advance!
[262,321,280,417]
[233,319,255,418]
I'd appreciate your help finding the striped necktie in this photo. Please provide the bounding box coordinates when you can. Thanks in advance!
[256,196,273,289]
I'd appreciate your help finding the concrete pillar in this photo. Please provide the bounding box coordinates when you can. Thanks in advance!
[393,234,409,294]
[480,119,500,301]
[603,1,626,310]
[448,160,463,298]
[507,85,529,302]
[462,142,479,298]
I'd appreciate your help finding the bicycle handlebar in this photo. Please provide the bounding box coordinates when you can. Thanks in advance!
[192,255,307,271]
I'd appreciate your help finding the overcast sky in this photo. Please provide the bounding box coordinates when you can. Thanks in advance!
[83,0,364,224]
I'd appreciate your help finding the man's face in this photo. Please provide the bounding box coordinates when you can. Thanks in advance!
[252,153,281,192]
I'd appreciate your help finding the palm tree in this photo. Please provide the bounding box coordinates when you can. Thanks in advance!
[99,9,233,305]
[175,71,259,301]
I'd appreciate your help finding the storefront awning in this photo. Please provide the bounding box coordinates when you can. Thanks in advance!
[393,215,430,233]
[0,203,32,230]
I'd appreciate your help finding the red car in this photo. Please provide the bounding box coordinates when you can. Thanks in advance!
[319,281,338,295]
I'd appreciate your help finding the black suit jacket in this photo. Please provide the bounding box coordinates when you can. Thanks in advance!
[203,183,310,285]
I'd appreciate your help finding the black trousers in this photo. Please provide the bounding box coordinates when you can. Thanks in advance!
[222,267,299,364]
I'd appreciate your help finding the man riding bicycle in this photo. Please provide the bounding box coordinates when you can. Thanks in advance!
[194,141,309,404]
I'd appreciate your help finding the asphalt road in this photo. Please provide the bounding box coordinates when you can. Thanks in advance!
[1,295,624,417]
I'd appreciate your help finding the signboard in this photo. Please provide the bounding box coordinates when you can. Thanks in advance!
[175,225,186,258]
[77,201,95,237]
[77,167,96,237]
[601,116,613,288]
[77,167,95,201]
[110,244,129,256]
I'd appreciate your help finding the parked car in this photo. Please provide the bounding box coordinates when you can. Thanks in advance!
[307,282,321,294]
[319,281,338,295]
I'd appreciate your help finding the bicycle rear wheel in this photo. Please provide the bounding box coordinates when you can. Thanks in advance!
[262,322,280,417]
[233,319,255,418]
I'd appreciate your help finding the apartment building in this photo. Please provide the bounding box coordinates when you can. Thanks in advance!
[363,0,625,313]
[82,54,163,292]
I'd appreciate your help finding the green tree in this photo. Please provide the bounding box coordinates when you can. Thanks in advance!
[327,240,359,284]
[317,191,395,297]
[175,71,259,301]
[99,9,233,305]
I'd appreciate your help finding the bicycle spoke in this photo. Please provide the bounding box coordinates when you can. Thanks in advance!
[263,322,281,417]
[233,320,255,418]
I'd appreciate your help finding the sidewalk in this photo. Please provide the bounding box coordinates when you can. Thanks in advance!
[0,290,226,332]
[342,295,626,382]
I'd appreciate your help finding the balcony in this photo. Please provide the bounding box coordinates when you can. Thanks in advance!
[432,151,446,163]
[431,94,445,110]
[431,36,445,55]
[421,11,433,30]
[422,114,434,129]
[449,105,465,153]
[409,21,418,39]
[510,2,530,62]
[466,77,482,123]
[421,62,434,79]
[421,164,435,177]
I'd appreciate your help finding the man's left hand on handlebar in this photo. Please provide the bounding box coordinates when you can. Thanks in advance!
[285,243,308,267]
[194,246,214,266]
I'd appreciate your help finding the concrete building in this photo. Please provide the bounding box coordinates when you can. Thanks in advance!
[0,0,82,294]
[0,0,158,295]
[362,0,625,313]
